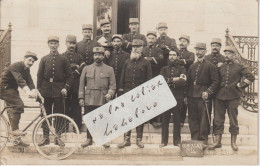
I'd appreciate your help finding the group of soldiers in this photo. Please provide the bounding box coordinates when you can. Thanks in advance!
[0,18,255,151]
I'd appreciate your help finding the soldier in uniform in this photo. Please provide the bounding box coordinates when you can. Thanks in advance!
[159,50,187,148]
[103,34,129,94]
[177,35,195,126]
[76,24,98,65]
[117,39,152,149]
[208,46,255,151]
[143,31,164,77]
[122,18,146,54]
[37,36,73,146]
[79,47,116,148]
[0,51,39,147]
[143,31,164,127]
[155,22,179,66]
[187,43,219,148]
[62,35,85,130]
[205,38,225,67]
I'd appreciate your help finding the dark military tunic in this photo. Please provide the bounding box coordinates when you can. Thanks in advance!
[214,62,255,135]
[205,53,225,66]
[103,48,129,90]
[142,45,164,77]
[178,48,195,71]
[156,35,179,66]
[61,51,85,129]
[0,61,35,113]
[119,57,152,92]
[37,52,73,98]
[76,39,98,65]
[187,59,219,143]
[119,56,152,140]
[160,64,187,145]
[122,32,147,53]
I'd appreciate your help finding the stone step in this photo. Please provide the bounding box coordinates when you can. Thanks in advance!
[19,133,257,146]
[18,118,250,135]
[5,144,257,156]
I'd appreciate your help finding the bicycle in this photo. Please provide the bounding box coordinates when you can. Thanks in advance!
[0,98,80,160]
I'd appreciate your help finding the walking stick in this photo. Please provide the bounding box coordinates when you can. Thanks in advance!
[147,123,152,144]
[204,99,214,142]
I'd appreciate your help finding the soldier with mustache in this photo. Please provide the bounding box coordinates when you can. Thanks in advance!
[103,34,129,94]
[187,43,219,149]
[159,50,187,148]
[205,38,225,67]
[155,22,179,66]
[176,35,195,127]
[79,47,116,148]
[62,35,85,130]
[122,18,147,54]
[208,46,254,151]
[117,39,152,148]
[76,24,99,65]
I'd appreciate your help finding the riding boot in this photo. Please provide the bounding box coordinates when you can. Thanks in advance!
[136,138,144,148]
[38,125,50,146]
[208,134,222,150]
[10,114,26,135]
[231,134,238,151]
[117,133,131,148]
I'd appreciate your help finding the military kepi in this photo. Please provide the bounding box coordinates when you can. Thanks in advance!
[48,36,59,43]
[157,22,168,29]
[179,35,190,43]
[224,46,236,53]
[66,35,77,43]
[100,19,110,27]
[147,31,157,37]
[211,38,222,46]
[132,39,144,46]
[93,47,105,53]
[194,43,206,49]
[24,51,38,61]
[129,18,139,24]
[82,24,92,30]
[112,34,123,41]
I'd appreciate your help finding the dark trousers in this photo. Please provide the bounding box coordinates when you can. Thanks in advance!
[42,97,63,138]
[214,98,240,135]
[180,101,187,124]
[65,93,82,130]
[125,124,144,140]
[84,105,99,139]
[161,99,182,145]
[0,88,24,131]
[187,97,209,143]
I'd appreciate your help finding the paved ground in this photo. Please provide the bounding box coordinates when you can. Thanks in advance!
[0,151,258,165]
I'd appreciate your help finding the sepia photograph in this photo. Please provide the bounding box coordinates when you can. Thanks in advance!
[0,0,258,165]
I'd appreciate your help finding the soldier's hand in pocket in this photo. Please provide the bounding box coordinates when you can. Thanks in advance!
[79,99,84,107]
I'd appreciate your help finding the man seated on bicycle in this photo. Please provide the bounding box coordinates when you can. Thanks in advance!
[0,51,39,147]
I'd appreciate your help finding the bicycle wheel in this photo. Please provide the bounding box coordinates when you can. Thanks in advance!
[32,114,79,160]
[0,115,10,152]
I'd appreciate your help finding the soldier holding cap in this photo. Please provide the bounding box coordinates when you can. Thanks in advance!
[178,35,195,126]
[76,24,99,65]
[37,36,73,146]
[205,38,225,67]
[155,22,179,66]
[159,50,187,148]
[187,43,219,148]
[208,46,255,151]
[62,35,85,129]
[117,39,152,149]
[79,47,116,148]
[122,18,147,54]
[104,34,129,93]
[94,19,113,47]
[0,51,39,147]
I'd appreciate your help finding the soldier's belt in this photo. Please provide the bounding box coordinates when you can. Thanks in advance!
[86,85,108,90]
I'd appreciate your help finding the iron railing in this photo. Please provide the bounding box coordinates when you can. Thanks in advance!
[0,23,12,74]
[225,29,258,113]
